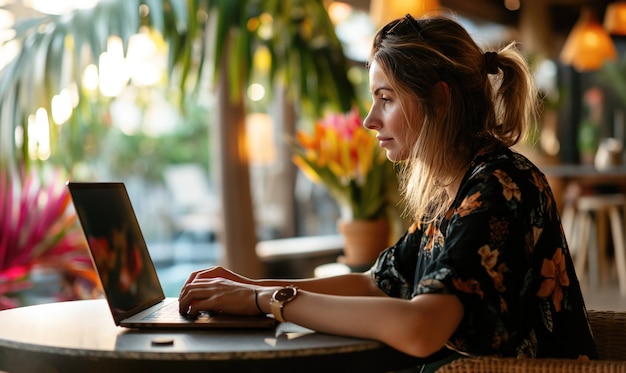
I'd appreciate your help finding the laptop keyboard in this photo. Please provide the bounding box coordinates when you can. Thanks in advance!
[142,301,211,321]
[142,301,187,321]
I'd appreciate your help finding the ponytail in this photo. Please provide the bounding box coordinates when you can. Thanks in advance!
[487,43,540,147]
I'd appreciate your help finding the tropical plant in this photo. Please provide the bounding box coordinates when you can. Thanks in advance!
[0,0,357,168]
[0,0,359,276]
[0,164,101,309]
[292,109,398,221]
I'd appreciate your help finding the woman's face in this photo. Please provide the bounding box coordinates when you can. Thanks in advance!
[363,60,414,162]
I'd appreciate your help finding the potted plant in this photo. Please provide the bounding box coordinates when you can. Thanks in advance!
[292,108,400,268]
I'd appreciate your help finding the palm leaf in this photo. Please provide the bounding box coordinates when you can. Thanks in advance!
[1,0,357,169]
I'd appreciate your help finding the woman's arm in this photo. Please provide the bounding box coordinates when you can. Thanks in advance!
[181,266,385,296]
[258,289,463,358]
[179,268,463,358]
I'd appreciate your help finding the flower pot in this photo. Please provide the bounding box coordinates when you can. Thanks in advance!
[337,219,390,268]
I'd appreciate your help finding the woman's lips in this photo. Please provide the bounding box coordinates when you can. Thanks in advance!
[377,136,393,148]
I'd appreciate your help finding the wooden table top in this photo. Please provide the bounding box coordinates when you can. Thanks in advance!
[0,299,418,373]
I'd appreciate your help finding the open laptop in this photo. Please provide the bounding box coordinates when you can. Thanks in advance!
[66,181,275,329]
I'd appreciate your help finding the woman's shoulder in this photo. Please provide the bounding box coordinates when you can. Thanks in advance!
[460,144,552,210]
[468,143,544,182]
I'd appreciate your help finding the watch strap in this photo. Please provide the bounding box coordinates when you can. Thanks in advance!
[270,300,287,323]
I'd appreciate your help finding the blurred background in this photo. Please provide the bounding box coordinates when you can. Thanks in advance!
[1,0,626,309]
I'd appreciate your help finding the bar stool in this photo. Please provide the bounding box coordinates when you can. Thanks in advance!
[566,193,626,296]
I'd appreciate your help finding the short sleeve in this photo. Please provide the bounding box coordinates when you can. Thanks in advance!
[371,226,423,300]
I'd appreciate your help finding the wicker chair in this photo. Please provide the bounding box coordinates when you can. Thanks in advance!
[438,310,626,373]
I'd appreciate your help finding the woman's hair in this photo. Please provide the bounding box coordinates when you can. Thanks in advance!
[368,14,540,224]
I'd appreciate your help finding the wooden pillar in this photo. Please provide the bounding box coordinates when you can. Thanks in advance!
[271,85,297,238]
[214,37,263,278]
[519,0,553,58]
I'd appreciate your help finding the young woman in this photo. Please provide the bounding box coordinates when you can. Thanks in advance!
[178,14,597,369]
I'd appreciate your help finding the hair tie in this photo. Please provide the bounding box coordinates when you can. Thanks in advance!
[484,51,499,74]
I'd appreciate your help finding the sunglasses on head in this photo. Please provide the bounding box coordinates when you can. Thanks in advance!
[385,14,424,37]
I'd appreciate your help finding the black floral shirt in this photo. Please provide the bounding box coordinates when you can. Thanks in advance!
[372,144,597,359]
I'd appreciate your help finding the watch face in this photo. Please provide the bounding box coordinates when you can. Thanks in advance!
[274,287,297,301]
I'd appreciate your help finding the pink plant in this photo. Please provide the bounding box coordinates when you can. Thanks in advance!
[0,165,100,309]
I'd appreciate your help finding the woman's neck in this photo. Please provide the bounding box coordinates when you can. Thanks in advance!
[445,176,462,200]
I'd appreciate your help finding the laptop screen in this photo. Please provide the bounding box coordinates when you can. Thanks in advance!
[67,182,165,322]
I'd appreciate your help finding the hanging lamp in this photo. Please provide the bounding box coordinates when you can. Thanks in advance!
[560,7,617,72]
[369,0,440,28]
[604,1,626,35]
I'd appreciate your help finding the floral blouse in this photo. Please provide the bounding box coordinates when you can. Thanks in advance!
[372,143,597,359]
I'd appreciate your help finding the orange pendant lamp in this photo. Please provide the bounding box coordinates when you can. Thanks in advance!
[560,7,617,72]
[604,1,626,35]
[369,0,440,28]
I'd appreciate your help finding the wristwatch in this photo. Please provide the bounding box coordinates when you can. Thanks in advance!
[269,286,298,323]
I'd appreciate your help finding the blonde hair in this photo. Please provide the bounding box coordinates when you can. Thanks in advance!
[369,15,539,225]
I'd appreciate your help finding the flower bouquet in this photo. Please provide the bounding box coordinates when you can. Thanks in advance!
[292,109,399,266]
[292,108,398,221]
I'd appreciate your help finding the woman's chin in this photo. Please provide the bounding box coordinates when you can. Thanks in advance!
[385,149,405,163]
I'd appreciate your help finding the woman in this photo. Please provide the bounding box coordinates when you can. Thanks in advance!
[178,14,597,369]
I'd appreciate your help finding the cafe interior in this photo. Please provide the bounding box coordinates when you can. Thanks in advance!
[1,0,626,314]
[0,0,626,372]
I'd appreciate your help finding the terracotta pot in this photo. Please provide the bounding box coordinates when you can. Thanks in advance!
[337,219,390,268]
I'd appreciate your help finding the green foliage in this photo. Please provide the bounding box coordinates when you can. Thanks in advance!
[103,101,211,181]
[0,0,358,172]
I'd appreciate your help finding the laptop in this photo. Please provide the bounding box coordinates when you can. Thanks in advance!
[66,181,275,329]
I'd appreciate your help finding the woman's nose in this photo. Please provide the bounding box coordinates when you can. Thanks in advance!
[363,111,380,130]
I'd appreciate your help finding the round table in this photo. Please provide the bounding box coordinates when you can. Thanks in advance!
[0,299,418,373]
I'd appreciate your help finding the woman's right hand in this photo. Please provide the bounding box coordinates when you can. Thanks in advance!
[177,266,260,316]
[181,266,251,288]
